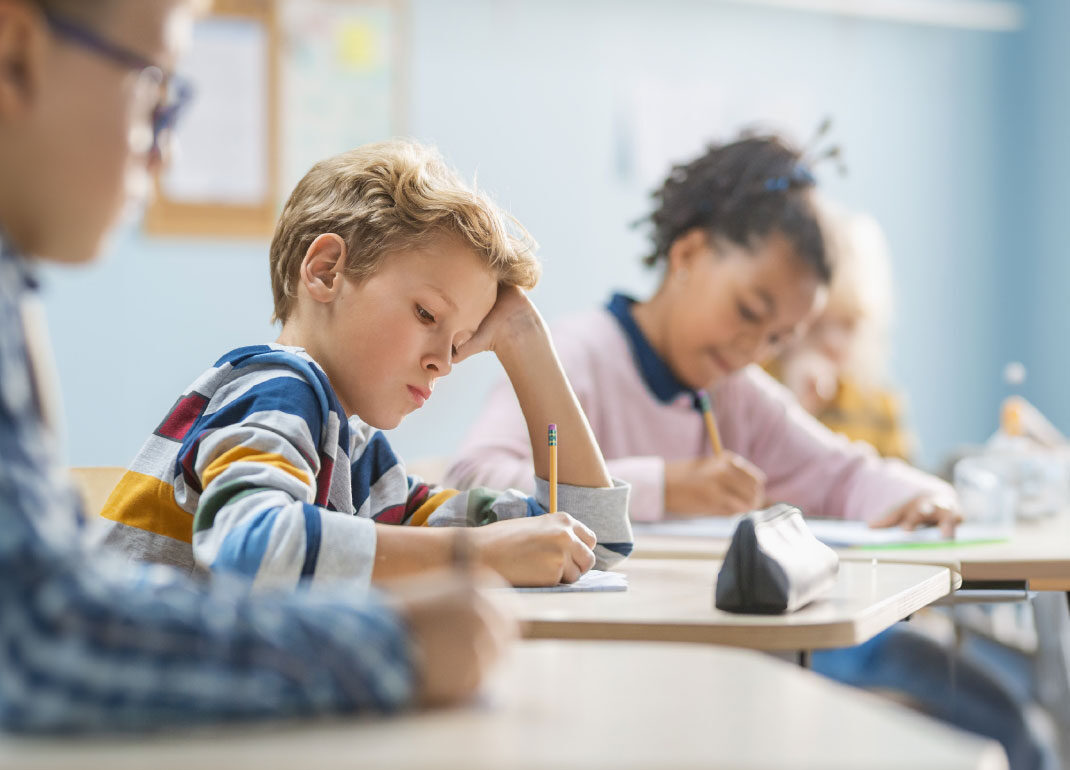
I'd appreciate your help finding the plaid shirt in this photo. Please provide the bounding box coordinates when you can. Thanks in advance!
[0,235,415,732]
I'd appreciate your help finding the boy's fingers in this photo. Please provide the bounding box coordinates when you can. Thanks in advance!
[572,535,596,572]
[452,333,488,364]
[559,557,583,584]
[568,515,597,549]
[561,538,595,583]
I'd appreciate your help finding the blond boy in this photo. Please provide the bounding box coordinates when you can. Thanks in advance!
[95,140,632,587]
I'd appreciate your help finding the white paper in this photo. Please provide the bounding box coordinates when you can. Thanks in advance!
[512,569,628,593]
[162,18,268,205]
[634,516,1008,548]
[632,516,741,539]
[800,519,1009,548]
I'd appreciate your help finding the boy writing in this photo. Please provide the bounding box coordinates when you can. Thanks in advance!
[0,0,512,730]
[94,140,633,587]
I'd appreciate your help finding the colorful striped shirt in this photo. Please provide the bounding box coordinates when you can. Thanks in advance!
[93,345,632,586]
[0,234,415,732]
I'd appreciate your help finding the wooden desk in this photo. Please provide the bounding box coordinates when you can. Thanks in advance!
[0,640,1006,770]
[634,515,1070,591]
[516,559,957,651]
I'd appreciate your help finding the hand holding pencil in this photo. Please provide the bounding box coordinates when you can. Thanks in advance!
[661,389,766,517]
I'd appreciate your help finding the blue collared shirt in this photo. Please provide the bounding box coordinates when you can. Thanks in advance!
[0,234,414,732]
[605,292,703,410]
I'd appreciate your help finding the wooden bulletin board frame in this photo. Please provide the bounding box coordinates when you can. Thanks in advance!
[144,0,280,238]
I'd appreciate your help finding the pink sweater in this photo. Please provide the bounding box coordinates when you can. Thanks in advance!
[447,302,951,522]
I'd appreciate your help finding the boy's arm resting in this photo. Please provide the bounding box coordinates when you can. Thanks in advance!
[455,287,611,490]
[446,377,663,525]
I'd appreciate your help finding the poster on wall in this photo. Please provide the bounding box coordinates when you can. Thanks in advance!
[280,0,405,196]
[145,0,280,237]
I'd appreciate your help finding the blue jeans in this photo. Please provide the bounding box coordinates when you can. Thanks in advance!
[812,625,1046,770]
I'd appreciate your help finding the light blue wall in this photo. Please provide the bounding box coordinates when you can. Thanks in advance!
[43,1,1024,473]
[1005,0,1070,436]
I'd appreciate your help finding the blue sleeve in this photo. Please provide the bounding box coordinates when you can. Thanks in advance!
[0,520,415,732]
[0,277,415,732]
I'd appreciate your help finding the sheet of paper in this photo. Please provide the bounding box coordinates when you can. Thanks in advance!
[162,17,268,205]
[634,516,1008,548]
[801,519,1009,549]
[512,569,628,593]
[632,517,741,539]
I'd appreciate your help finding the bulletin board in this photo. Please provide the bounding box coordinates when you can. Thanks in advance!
[278,0,405,196]
[145,0,405,239]
[145,0,280,238]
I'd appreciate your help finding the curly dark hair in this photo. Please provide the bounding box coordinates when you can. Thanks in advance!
[641,134,831,283]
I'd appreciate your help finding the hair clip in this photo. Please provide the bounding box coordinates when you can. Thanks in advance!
[763,164,816,192]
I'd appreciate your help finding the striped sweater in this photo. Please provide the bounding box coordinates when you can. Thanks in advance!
[93,344,632,587]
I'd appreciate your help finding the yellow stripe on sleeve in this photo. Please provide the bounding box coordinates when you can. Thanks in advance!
[100,470,194,544]
[201,445,312,490]
[407,488,461,526]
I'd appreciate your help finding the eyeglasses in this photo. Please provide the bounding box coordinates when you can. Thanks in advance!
[42,10,194,156]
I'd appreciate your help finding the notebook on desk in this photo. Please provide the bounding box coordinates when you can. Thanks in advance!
[512,569,628,592]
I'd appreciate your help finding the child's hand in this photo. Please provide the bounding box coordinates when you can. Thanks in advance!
[664,453,766,517]
[472,512,597,586]
[869,494,962,538]
[453,285,546,364]
[385,567,517,706]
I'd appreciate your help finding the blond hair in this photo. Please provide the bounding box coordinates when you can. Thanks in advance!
[818,198,894,385]
[270,140,540,323]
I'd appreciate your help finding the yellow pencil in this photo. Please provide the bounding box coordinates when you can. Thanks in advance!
[548,423,558,513]
[697,390,723,456]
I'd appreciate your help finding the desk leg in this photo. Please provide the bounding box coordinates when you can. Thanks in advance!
[797,650,811,669]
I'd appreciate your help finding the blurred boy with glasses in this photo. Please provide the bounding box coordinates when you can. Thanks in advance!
[0,0,514,731]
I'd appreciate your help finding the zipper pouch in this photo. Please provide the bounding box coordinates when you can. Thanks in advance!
[714,503,839,614]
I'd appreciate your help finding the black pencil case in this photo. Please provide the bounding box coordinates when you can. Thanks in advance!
[715,503,839,614]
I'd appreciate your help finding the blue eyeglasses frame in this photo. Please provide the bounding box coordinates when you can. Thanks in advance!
[42,10,194,154]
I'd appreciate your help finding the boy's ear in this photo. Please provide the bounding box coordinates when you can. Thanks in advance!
[0,1,42,120]
[299,233,347,304]
[666,228,709,277]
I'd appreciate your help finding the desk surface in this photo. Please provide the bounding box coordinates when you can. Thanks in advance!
[0,640,1006,770]
[515,559,956,650]
[634,515,1070,590]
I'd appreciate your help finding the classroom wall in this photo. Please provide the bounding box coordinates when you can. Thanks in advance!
[42,0,1025,473]
[1003,0,1070,438]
